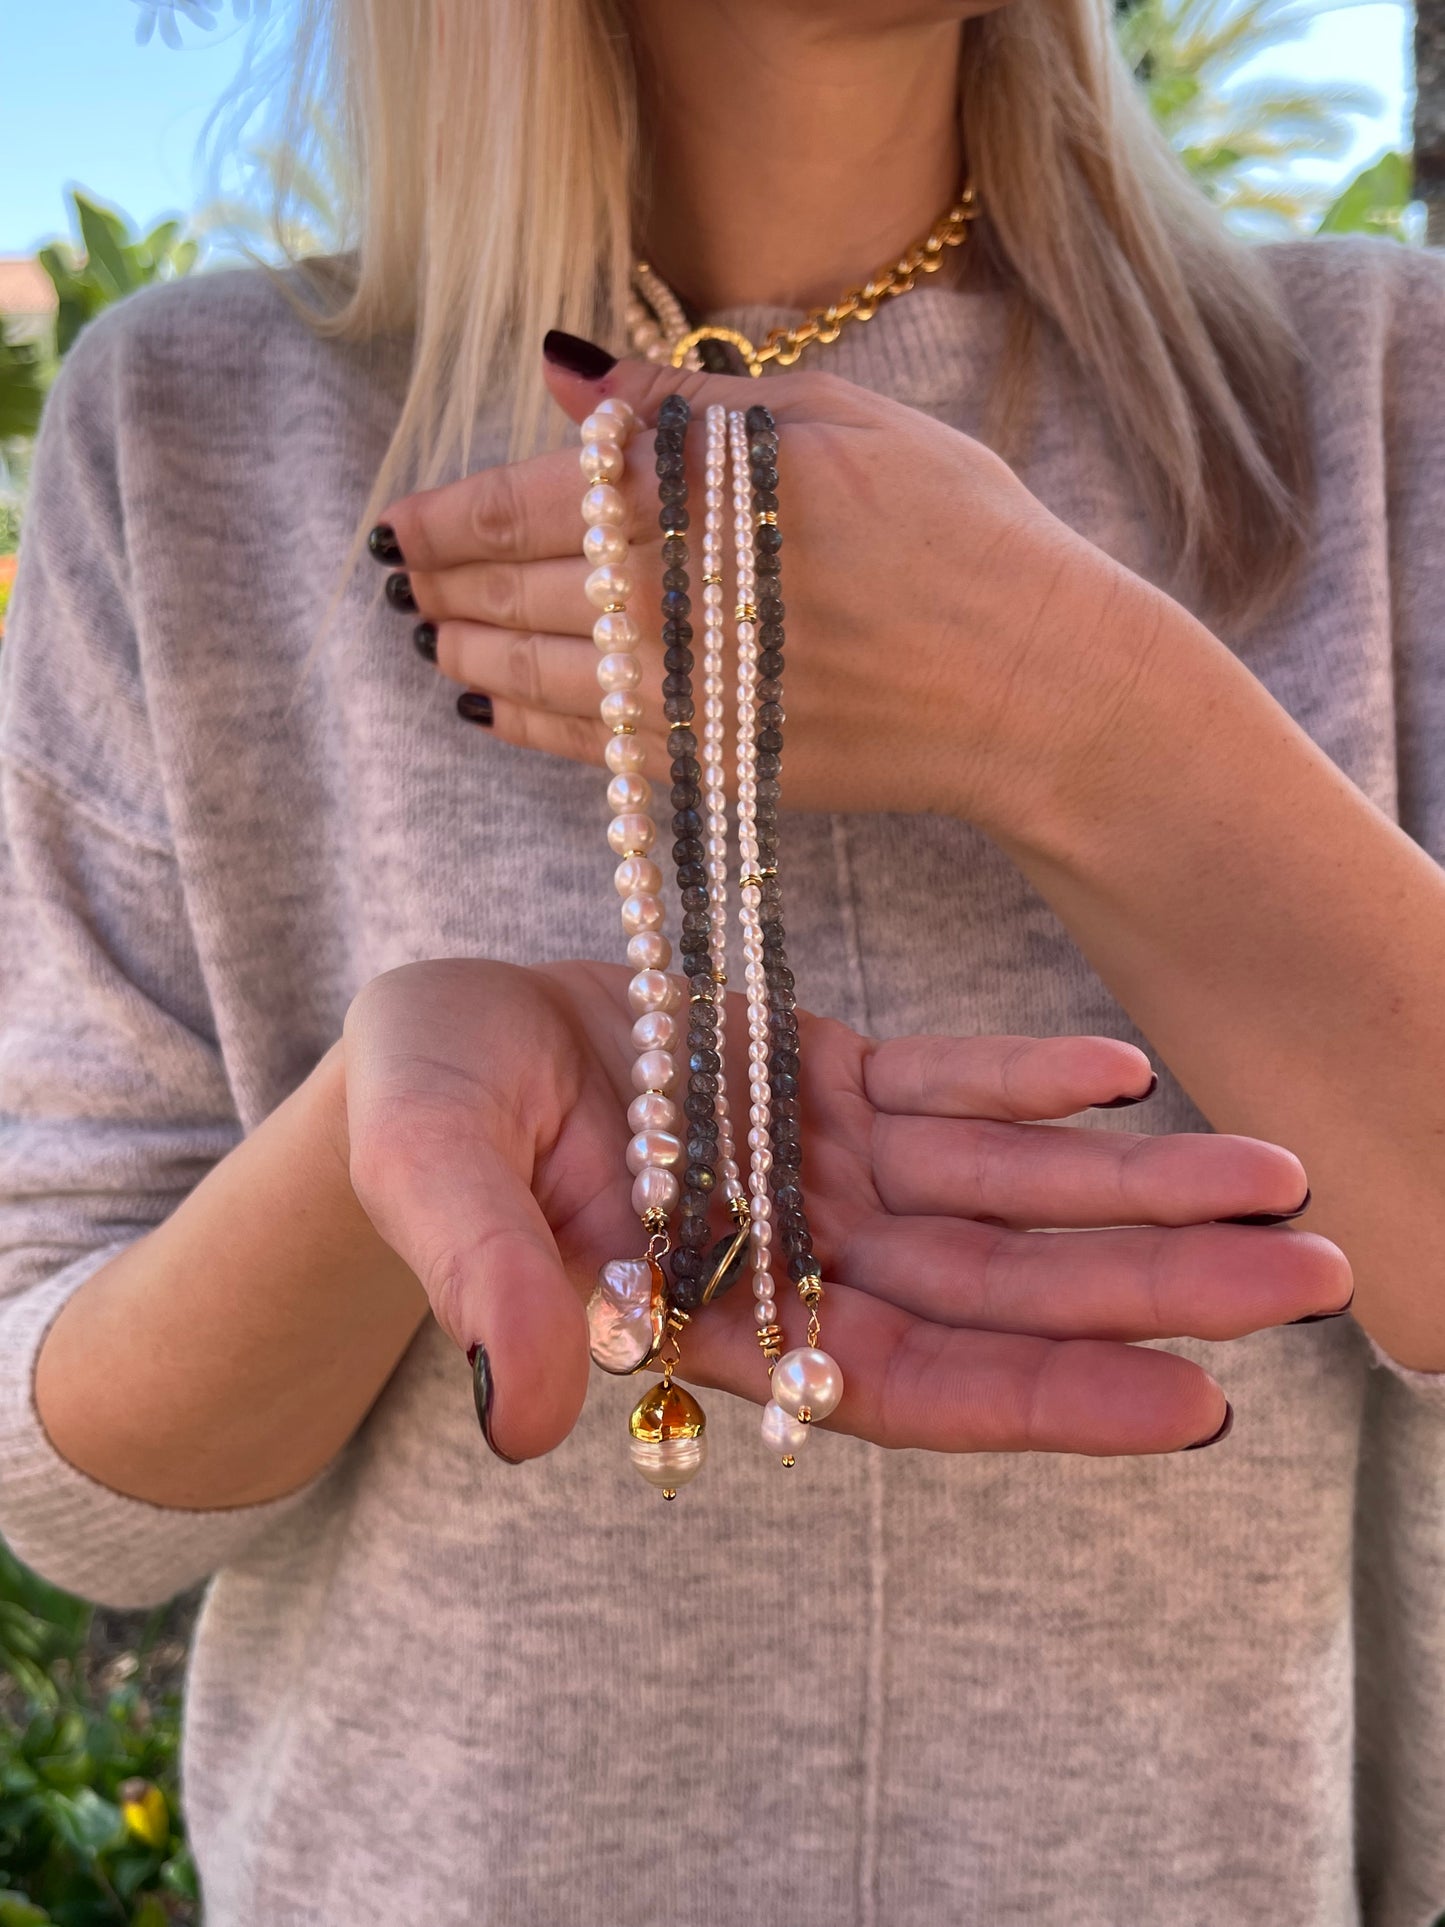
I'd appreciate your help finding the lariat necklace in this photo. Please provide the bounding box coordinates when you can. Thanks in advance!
[625,185,977,378]
[577,393,842,1498]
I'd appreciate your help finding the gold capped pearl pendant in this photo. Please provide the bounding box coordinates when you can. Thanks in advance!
[628,1381,708,1499]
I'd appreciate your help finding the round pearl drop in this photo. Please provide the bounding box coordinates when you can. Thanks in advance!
[596,652,642,692]
[593,611,640,651]
[770,1348,844,1423]
[581,484,626,528]
[586,564,633,610]
[608,813,656,856]
[762,1400,810,1457]
[631,1048,678,1094]
[584,523,629,565]
[604,729,647,772]
[580,440,623,484]
[628,1090,678,1132]
[631,1009,679,1053]
[626,1129,684,1176]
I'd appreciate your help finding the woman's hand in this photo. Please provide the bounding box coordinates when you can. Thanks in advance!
[376,343,1156,839]
[339,958,1350,1463]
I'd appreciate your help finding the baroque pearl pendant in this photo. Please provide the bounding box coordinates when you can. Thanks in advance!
[770,1347,844,1424]
[628,1381,707,1499]
[586,1257,668,1375]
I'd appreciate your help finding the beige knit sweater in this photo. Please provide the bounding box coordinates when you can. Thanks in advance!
[1,237,1443,1925]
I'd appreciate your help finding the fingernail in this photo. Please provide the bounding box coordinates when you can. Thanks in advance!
[368,523,404,565]
[458,691,494,727]
[1216,1186,1311,1226]
[543,329,618,380]
[384,571,417,613]
[413,621,438,663]
[1091,1071,1158,1109]
[1289,1284,1355,1325]
[468,1343,522,1464]
[1182,1400,1234,1451]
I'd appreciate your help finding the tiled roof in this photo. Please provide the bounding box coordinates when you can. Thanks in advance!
[0,259,57,319]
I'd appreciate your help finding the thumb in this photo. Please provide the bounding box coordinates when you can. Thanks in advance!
[541,327,811,432]
[342,1001,590,1467]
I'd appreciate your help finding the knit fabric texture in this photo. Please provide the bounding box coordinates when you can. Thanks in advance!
[1,239,1443,1926]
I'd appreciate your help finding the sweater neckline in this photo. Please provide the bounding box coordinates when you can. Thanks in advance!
[689,283,1009,410]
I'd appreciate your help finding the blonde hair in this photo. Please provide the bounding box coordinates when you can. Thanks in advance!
[237,0,1311,623]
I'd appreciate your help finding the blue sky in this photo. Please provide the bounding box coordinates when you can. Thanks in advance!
[0,0,1415,256]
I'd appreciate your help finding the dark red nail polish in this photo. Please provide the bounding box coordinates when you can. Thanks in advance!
[1182,1401,1234,1451]
[384,571,417,613]
[368,523,404,565]
[413,622,438,663]
[543,329,618,380]
[1288,1284,1354,1325]
[458,691,493,727]
[1216,1186,1311,1226]
[1091,1071,1158,1109]
[470,1343,521,1463]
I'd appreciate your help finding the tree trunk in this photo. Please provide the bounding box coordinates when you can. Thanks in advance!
[1416,0,1445,242]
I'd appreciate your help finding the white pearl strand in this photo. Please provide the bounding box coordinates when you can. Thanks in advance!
[580,396,689,1221]
[700,402,745,1213]
[728,409,779,1337]
[627,263,702,370]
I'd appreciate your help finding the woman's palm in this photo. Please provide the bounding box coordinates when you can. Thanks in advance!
[342,958,1349,1462]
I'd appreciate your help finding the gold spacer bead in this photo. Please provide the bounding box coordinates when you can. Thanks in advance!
[702,571,724,586]
[739,871,764,890]
[759,865,778,878]
[799,1280,824,1307]
[781,1455,796,1468]
[602,601,628,614]
[642,1207,669,1233]
[736,602,758,623]
[662,528,685,541]
[798,1406,812,1424]
[712,968,727,984]
[756,511,778,526]
[611,723,637,736]
[663,1488,678,1501]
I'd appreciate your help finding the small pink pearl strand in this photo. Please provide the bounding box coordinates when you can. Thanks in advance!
[728,408,780,1349]
[579,396,688,1220]
[700,402,746,1216]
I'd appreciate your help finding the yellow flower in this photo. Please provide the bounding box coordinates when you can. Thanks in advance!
[118,1779,170,1849]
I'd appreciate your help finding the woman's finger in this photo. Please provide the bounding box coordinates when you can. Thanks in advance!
[832,1214,1353,1337]
[870,1113,1308,1226]
[411,554,616,637]
[865,1030,1157,1120]
[472,695,670,779]
[434,621,602,718]
[382,440,660,572]
[683,1277,1231,1455]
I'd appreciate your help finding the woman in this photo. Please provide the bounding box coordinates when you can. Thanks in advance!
[0,0,1440,1920]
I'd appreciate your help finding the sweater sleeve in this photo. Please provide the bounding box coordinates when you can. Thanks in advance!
[1360,239,1445,1411]
[0,314,335,1610]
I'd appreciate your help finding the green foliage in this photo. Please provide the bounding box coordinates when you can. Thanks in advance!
[39,193,198,360]
[0,1544,196,1925]
[1117,0,1383,230]
[1317,149,1413,237]
[0,342,46,444]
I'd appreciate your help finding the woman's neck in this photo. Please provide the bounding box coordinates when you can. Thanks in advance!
[627,4,966,316]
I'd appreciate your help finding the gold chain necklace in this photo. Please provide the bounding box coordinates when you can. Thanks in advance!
[627,185,978,379]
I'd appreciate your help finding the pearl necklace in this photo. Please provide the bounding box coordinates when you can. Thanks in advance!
[581,394,844,1498]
